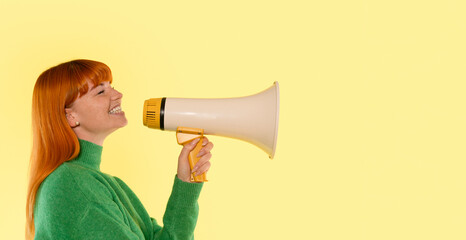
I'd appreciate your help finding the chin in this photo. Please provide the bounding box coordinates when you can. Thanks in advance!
[120,118,129,128]
[110,121,128,132]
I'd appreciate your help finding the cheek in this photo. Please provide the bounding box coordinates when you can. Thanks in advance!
[77,101,109,121]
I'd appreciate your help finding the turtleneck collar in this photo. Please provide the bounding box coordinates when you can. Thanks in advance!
[69,139,103,171]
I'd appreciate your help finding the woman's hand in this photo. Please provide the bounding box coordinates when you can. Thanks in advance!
[177,137,214,183]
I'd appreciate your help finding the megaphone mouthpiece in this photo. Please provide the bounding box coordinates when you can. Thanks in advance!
[143,97,166,130]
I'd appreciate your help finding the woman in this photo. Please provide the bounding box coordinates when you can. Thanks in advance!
[25,59,213,239]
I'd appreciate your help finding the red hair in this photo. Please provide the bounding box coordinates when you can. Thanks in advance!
[26,59,113,239]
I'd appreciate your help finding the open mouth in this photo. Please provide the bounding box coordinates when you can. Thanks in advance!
[109,105,123,114]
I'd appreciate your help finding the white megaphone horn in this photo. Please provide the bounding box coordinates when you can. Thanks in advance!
[143,81,280,182]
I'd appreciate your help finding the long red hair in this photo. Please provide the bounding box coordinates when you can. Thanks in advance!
[26,59,113,239]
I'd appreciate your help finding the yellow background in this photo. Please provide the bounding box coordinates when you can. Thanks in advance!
[1,0,465,239]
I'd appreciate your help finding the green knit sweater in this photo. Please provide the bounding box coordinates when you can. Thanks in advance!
[34,139,203,240]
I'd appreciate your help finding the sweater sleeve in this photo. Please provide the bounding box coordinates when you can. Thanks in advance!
[151,175,203,240]
[35,169,203,240]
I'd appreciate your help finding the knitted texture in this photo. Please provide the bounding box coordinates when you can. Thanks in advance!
[34,139,203,240]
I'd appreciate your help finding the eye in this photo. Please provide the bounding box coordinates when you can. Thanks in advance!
[98,90,105,95]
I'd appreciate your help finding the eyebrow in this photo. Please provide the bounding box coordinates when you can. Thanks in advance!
[90,83,105,91]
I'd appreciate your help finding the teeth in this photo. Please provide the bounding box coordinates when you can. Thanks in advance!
[109,106,122,114]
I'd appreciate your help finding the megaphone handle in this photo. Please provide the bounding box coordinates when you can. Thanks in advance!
[186,137,208,182]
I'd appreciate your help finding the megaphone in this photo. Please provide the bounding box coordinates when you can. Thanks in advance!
[143,81,280,182]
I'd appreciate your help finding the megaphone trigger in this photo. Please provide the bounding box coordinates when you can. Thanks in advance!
[176,127,204,145]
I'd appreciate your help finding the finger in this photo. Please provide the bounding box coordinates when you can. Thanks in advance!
[179,138,201,159]
[192,152,212,172]
[193,161,211,176]
[196,142,214,157]
[184,138,201,151]
[202,136,209,146]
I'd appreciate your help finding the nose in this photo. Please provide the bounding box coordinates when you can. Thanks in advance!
[112,88,123,100]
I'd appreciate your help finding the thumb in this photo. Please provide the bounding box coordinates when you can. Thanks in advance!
[179,138,201,159]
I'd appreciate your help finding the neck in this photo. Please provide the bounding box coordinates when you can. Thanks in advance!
[73,131,108,146]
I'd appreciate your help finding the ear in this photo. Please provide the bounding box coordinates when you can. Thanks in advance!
[64,108,78,128]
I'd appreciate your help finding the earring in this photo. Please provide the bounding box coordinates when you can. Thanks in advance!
[75,122,80,126]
